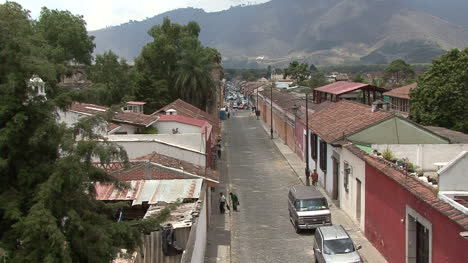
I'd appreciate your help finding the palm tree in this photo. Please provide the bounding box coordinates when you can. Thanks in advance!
[174,40,216,110]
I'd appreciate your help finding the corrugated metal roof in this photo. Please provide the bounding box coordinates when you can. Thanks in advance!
[95,179,203,205]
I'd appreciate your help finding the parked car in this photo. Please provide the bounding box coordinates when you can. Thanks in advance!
[288,186,332,233]
[313,225,362,263]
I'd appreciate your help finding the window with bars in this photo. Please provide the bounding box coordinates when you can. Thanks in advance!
[343,161,350,193]
[319,140,327,171]
[311,133,318,160]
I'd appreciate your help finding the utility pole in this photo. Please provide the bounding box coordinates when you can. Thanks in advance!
[256,88,259,120]
[270,83,274,139]
[305,92,310,186]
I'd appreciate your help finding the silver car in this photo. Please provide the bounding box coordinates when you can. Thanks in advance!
[313,225,362,263]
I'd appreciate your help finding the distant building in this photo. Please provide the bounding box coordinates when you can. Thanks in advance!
[383,83,417,117]
[313,81,387,105]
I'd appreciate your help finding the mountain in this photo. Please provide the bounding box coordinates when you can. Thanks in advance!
[90,0,468,67]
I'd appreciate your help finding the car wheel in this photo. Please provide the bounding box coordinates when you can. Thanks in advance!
[294,221,301,233]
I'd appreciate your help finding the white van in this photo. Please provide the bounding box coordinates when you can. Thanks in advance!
[288,186,332,233]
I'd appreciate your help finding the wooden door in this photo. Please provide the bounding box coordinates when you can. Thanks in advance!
[332,157,339,200]
[416,221,429,263]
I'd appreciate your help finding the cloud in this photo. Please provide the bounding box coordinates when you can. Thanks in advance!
[1,0,269,30]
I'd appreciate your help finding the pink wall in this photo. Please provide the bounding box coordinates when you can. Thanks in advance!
[365,164,468,263]
[295,118,306,161]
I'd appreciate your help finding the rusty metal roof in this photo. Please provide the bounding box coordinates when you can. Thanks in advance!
[95,179,203,205]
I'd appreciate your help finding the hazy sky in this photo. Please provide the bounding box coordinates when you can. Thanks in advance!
[2,0,270,30]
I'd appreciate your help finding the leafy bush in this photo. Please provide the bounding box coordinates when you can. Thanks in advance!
[137,126,158,134]
[382,148,397,162]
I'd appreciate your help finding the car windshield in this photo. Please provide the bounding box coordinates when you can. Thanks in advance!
[296,198,327,211]
[323,238,355,255]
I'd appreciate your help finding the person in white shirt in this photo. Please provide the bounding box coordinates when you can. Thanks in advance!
[219,192,226,214]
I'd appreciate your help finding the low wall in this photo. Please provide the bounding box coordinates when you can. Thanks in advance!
[372,144,468,171]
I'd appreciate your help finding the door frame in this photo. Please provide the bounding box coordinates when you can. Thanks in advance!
[406,206,432,263]
[356,178,362,222]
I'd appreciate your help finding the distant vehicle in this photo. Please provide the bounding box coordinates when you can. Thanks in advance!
[288,186,331,233]
[313,225,362,263]
[238,104,245,109]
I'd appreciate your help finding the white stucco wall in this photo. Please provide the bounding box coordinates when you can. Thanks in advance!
[189,188,208,263]
[438,152,468,191]
[156,122,201,134]
[56,110,86,127]
[311,133,341,197]
[105,134,206,167]
[116,124,137,134]
[372,144,468,171]
[339,148,366,230]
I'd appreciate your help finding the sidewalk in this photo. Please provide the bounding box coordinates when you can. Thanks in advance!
[258,118,388,263]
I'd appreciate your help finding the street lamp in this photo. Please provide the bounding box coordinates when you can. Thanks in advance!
[292,93,311,186]
[304,92,310,186]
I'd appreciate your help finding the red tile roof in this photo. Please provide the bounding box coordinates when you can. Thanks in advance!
[70,102,159,127]
[107,123,121,133]
[158,114,209,128]
[113,111,159,127]
[308,100,391,143]
[345,143,468,230]
[112,165,188,181]
[315,81,370,95]
[153,99,220,137]
[130,152,219,183]
[383,83,417,99]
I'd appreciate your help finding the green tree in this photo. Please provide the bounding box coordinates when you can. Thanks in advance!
[134,18,220,113]
[309,64,318,74]
[36,7,95,65]
[410,48,468,133]
[383,59,415,84]
[266,65,272,79]
[284,61,311,82]
[307,72,328,89]
[175,38,216,109]
[83,50,135,106]
[352,74,366,83]
[0,3,159,261]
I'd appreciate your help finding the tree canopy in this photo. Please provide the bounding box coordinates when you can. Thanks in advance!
[383,59,415,84]
[283,61,311,81]
[36,7,95,65]
[77,50,135,106]
[410,48,468,133]
[134,17,221,113]
[0,2,149,261]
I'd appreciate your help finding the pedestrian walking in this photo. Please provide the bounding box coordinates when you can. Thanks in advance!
[219,192,226,214]
[311,169,319,186]
[227,111,230,119]
[230,192,240,211]
[217,144,221,159]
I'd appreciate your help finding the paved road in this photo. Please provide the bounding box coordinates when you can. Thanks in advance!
[223,110,315,263]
